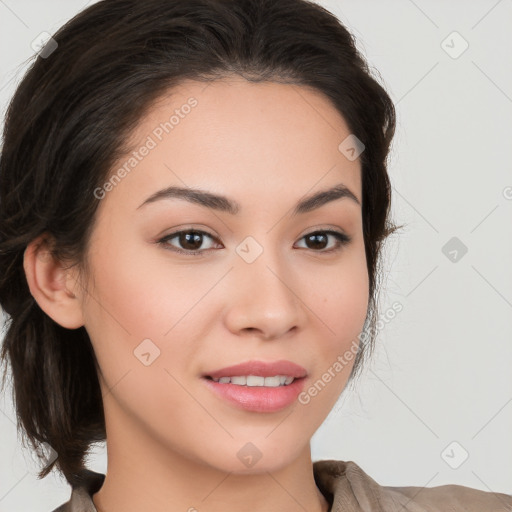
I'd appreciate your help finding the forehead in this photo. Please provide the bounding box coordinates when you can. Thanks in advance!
[99,77,362,215]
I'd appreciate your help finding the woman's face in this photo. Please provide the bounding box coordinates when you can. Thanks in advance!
[77,77,369,473]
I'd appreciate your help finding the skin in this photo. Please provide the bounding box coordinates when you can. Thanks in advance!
[24,77,369,512]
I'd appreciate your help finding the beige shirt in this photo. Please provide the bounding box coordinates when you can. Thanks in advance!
[51,459,512,511]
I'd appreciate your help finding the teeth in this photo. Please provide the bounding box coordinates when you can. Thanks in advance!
[211,375,296,386]
[247,376,265,386]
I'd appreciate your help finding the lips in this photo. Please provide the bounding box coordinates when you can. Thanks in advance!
[202,360,308,412]
[203,359,308,380]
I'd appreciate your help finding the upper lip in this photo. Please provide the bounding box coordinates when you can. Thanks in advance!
[204,360,307,379]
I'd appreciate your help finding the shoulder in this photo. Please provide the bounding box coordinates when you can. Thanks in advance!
[313,459,512,512]
[49,469,105,512]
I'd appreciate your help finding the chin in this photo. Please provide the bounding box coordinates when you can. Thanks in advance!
[193,437,307,475]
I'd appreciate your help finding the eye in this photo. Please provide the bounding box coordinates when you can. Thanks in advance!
[295,230,351,253]
[157,229,351,256]
[157,229,220,256]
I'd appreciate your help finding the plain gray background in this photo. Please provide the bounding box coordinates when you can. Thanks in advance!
[1,1,511,510]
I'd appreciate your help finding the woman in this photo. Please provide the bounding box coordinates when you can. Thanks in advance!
[0,0,510,511]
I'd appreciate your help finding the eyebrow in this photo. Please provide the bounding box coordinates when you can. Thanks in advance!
[136,183,360,215]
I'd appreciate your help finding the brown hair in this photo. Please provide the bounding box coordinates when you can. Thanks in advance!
[0,0,399,486]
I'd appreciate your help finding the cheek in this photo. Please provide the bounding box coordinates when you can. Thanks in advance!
[79,239,175,383]
[81,237,222,393]
[303,243,369,337]
[84,238,182,336]
[301,244,369,390]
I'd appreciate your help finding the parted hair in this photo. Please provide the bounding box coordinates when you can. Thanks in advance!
[0,0,398,487]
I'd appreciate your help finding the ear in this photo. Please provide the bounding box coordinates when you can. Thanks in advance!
[23,235,85,329]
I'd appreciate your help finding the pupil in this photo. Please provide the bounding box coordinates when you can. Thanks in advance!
[181,231,202,250]
[307,233,327,249]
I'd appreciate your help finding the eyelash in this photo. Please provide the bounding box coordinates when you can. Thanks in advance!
[156,228,351,256]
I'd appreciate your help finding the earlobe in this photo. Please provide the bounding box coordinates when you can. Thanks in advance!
[23,235,85,329]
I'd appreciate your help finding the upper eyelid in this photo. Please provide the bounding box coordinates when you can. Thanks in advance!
[161,226,347,239]
[161,228,218,242]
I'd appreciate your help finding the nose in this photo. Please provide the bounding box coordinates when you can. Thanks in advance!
[223,249,305,341]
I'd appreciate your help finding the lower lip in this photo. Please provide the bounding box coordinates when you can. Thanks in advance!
[202,377,307,413]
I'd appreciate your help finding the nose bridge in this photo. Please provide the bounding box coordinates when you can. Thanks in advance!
[225,235,303,338]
